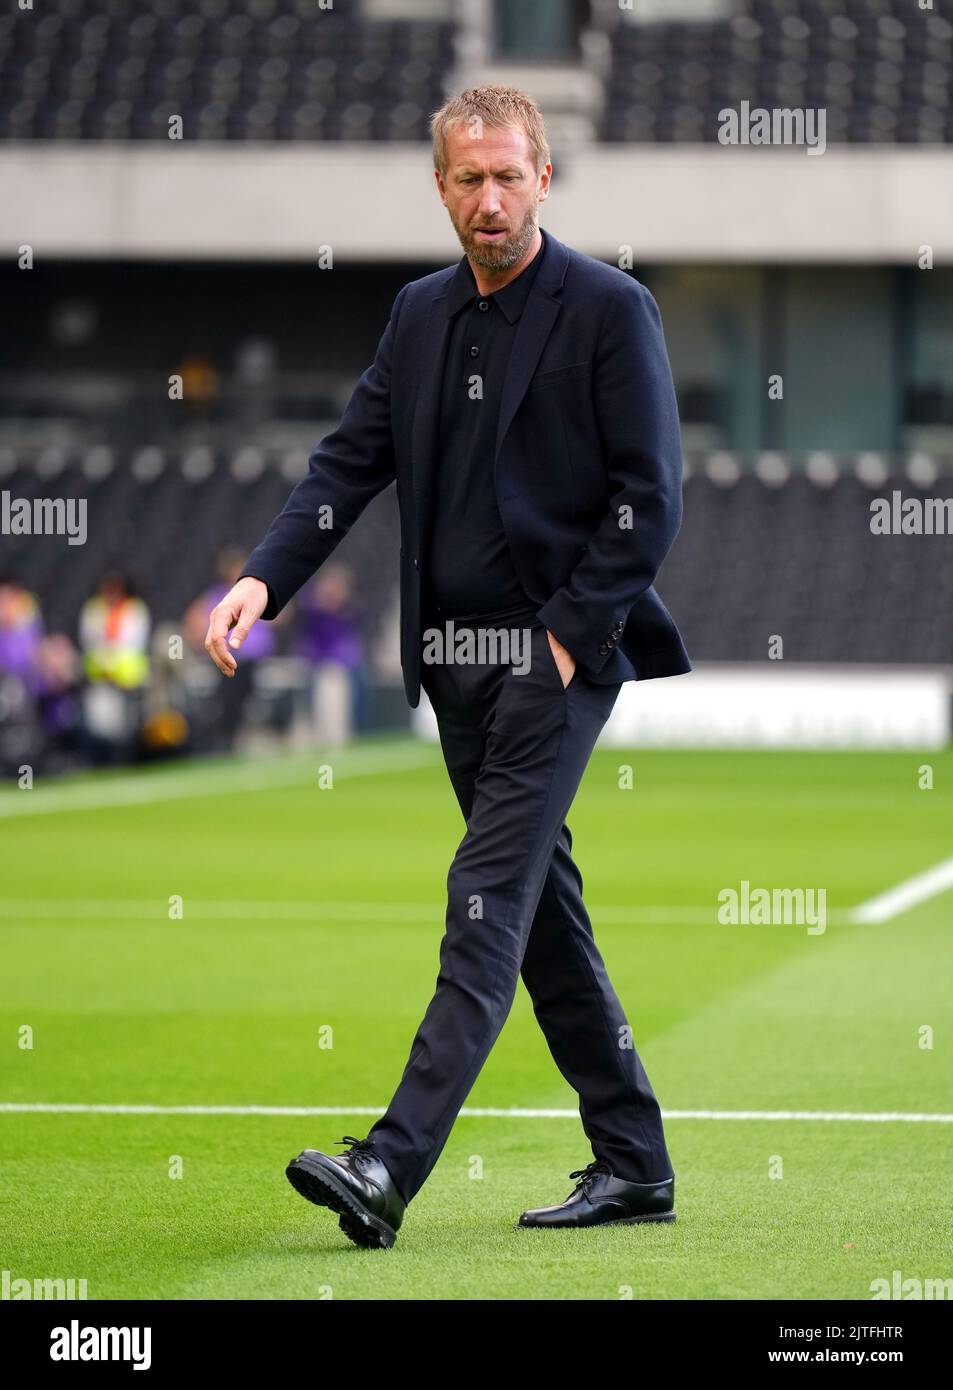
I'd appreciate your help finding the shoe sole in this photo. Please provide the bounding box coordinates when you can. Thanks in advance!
[517,1210,677,1230]
[285,1152,397,1250]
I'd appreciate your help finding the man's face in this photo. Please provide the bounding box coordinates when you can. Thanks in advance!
[435,123,550,272]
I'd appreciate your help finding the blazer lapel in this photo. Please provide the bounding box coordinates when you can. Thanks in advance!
[493,286,562,462]
[495,227,570,462]
[410,229,570,559]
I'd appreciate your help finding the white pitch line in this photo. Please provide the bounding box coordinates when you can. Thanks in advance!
[0,744,439,819]
[850,855,953,924]
[0,900,725,925]
[1,1103,951,1123]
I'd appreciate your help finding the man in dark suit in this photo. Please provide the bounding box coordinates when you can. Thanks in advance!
[205,87,690,1249]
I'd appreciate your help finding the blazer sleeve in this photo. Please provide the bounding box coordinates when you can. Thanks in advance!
[239,283,408,619]
[535,278,683,675]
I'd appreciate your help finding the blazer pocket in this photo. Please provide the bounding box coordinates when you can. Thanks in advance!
[529,360,592,389]
[539,624,577,692]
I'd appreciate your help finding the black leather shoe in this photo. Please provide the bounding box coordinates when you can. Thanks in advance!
[285,1135,405,1249]
[518,1159,676,1229]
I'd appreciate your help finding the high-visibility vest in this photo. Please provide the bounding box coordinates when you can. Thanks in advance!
[80,596,150,689]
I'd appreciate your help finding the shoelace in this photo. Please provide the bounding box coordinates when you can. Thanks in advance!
[568,1159,612,1193]
[334,1134,378,1167]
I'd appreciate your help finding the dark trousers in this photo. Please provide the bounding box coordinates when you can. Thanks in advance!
[367,619,673,1204]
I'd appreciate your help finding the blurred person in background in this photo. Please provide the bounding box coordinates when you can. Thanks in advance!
[0,573,43,691]
[33,633,84,771]
[0,576,84,773]
[185,548,275,752]
[294,562,366,747]
[79,570,150,765]
[0,574,45,774]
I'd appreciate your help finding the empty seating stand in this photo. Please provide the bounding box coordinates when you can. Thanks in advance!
[3,449,952,666]
[0,0,454,142]
[4,2,950,147]
[602,1,953,146]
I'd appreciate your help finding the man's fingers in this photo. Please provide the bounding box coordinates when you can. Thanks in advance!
[208,639,236,675]
[203,579,267,676]
[228,591,266,649]
[204,606,238,676]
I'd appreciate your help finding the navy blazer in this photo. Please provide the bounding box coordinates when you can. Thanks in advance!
[241,226,691,708]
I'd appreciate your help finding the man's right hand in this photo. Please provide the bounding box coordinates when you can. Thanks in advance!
[204,576,269,677]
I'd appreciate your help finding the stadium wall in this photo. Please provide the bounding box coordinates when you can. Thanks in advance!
[6,143,953,262]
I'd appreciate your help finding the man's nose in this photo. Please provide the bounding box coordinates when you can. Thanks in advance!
[477,183,503,216]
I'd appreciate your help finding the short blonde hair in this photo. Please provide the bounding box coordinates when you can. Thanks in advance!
[430,85,551,178]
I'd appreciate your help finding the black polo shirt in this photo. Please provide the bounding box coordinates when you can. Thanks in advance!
[424,232,546,626]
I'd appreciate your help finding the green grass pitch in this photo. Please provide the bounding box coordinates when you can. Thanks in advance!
[1,737,950,1300]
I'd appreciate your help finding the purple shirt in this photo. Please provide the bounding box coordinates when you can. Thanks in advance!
[295,604,362,671]
[0,598,43,693]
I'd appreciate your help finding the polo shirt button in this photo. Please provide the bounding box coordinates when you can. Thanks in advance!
[599,643,608,654]
[478,301,489,311]
[413,558,419,569]
[469,345,480,357]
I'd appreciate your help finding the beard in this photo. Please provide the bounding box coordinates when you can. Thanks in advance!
[450,201,539,271]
